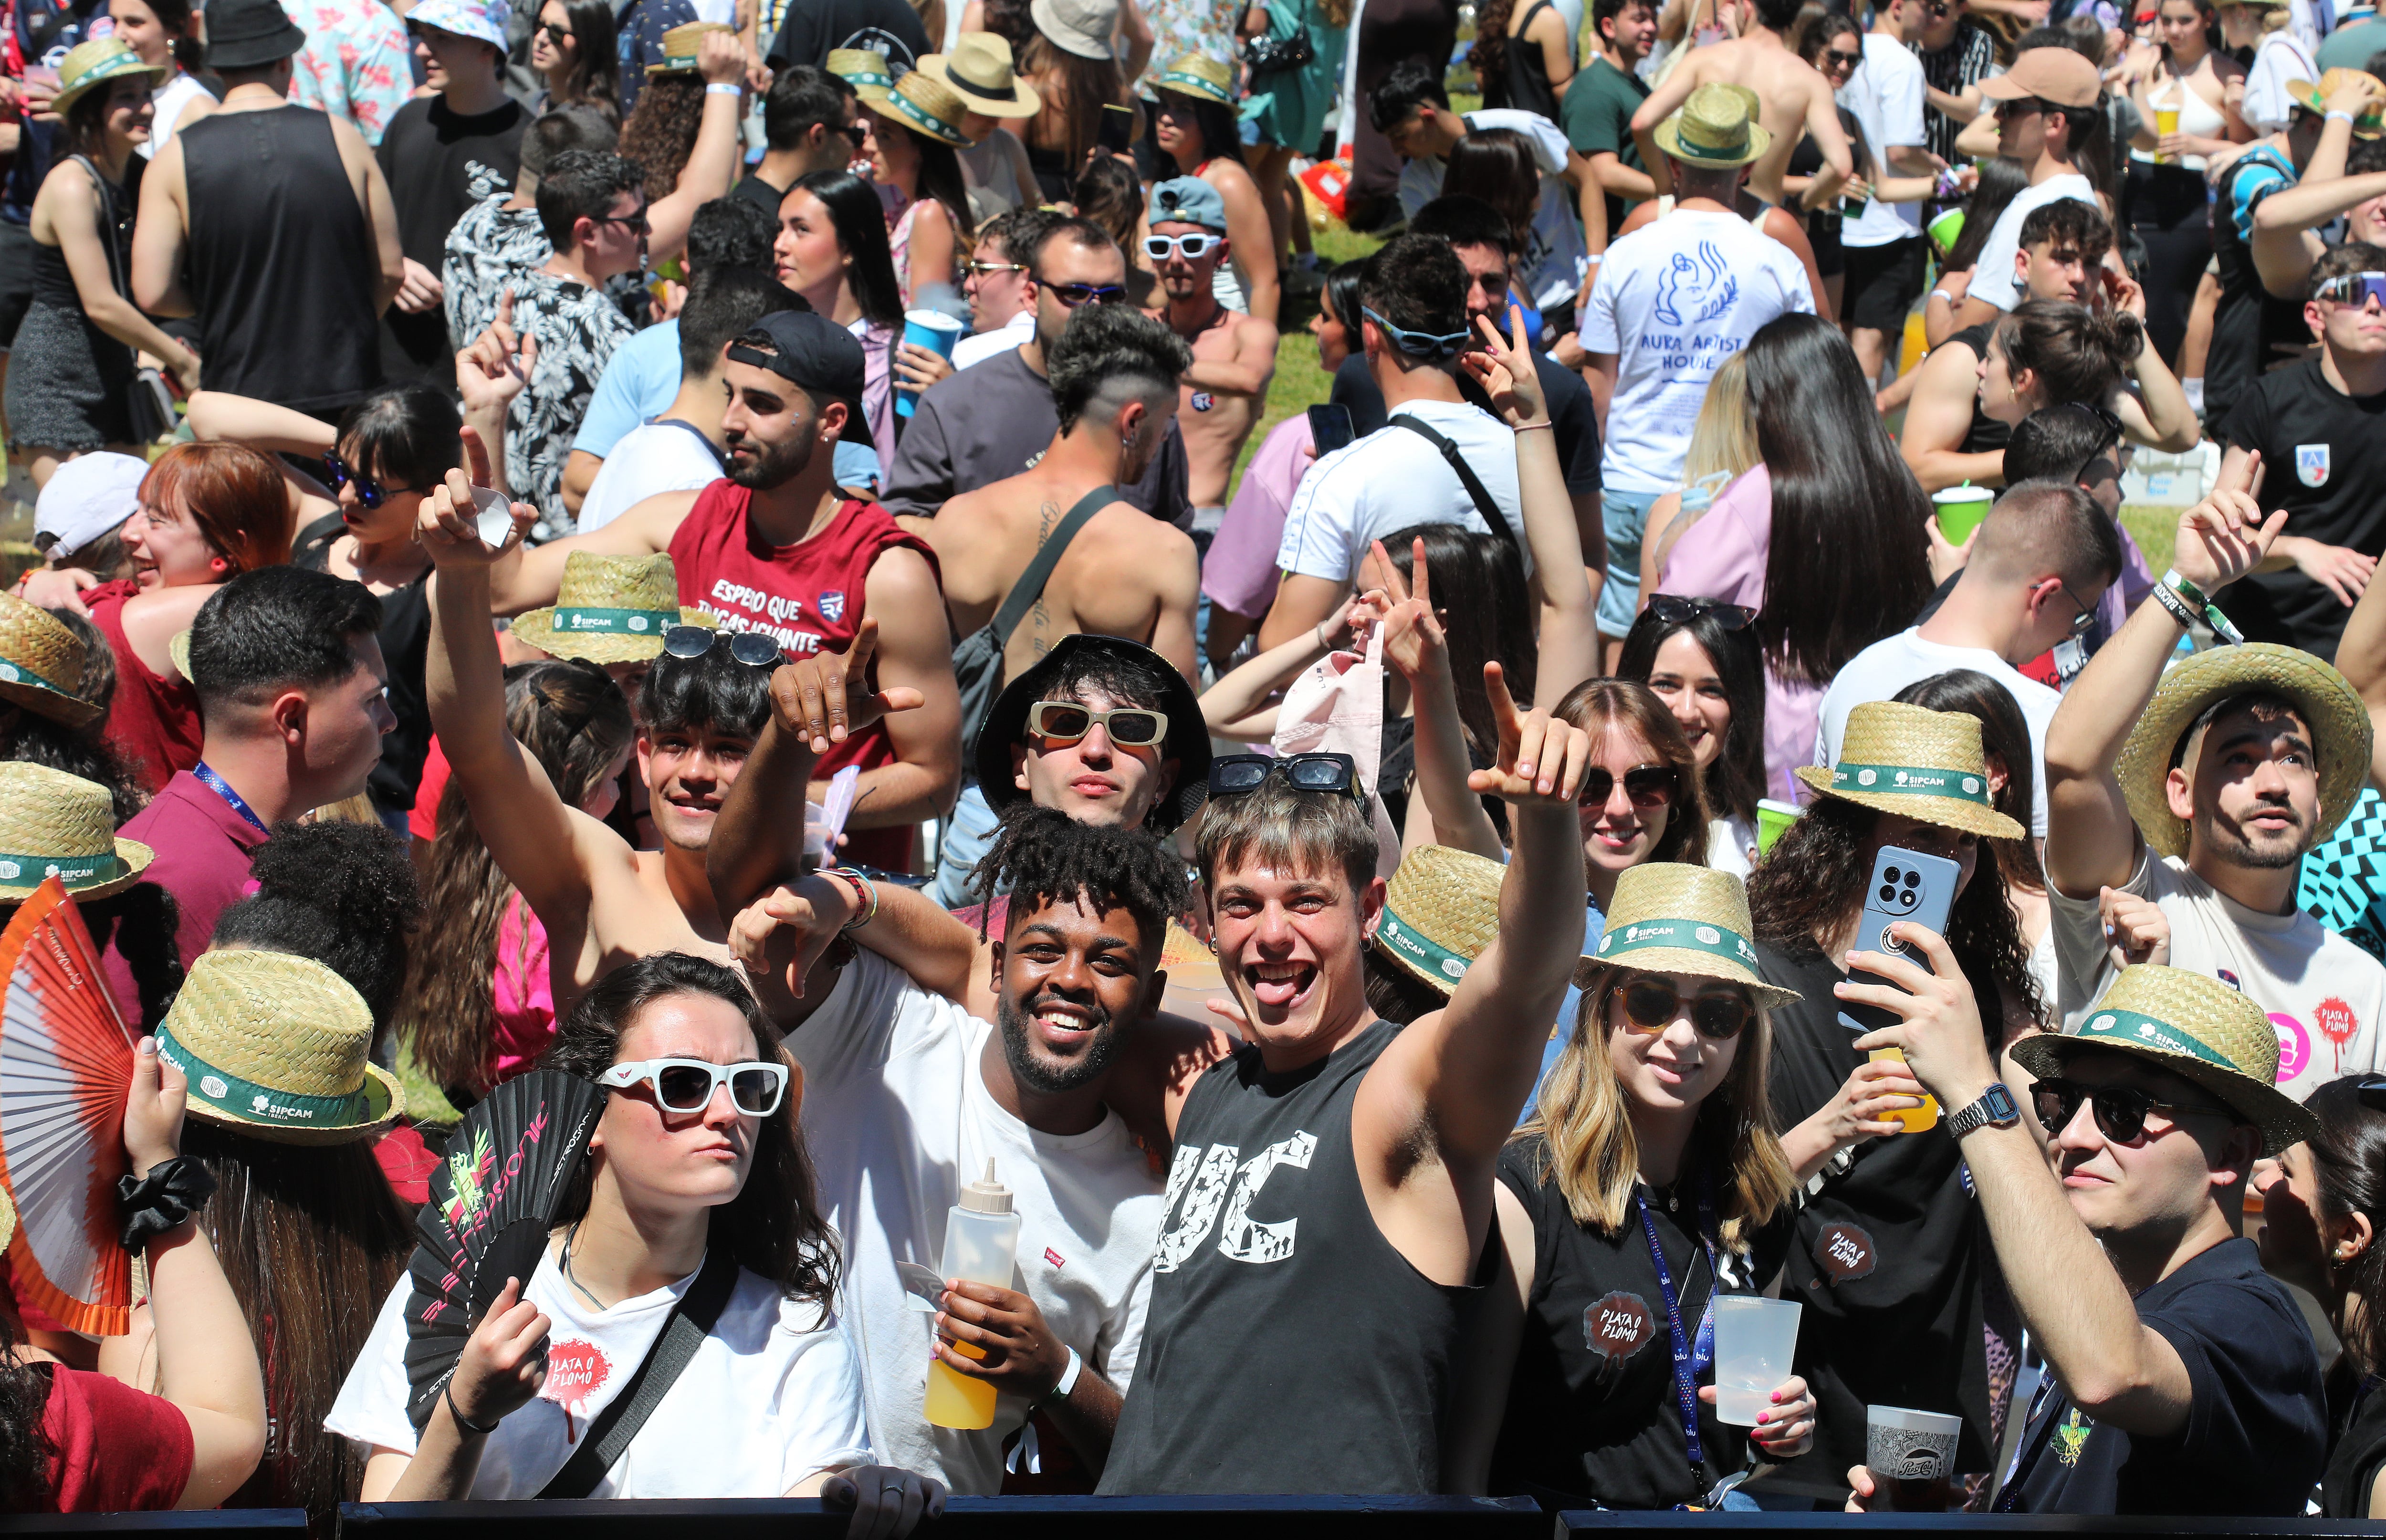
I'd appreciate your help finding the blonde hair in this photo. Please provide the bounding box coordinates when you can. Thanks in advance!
[1683,350,1760,488]
[1515,964,1796,1248]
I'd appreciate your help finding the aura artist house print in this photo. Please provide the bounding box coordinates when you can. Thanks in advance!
[1154,1131,1320,1268]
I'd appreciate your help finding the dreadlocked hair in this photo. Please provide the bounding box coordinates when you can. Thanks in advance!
[1746,794,2041,1038]
[969,803,1190,953]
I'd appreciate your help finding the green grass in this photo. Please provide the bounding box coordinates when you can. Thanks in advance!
[395,1043,462,1132]
[1229,217,1390,502]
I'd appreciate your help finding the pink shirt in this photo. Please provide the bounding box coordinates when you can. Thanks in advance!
[1204,413,1312,620]
[492,891,558,1082]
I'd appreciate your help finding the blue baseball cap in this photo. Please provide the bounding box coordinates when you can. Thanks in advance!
[1147,176,1227,232]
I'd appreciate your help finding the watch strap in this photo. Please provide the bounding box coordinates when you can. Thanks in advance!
[1948,1081,2020,1137]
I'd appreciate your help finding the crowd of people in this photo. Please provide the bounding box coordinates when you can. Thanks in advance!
[4,0,2386,1523]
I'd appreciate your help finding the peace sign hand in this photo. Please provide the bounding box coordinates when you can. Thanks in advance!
[1364,536,1449,685]
[769,618,926,753]
[1458,304,1549,427]
[1466,660,1590,807]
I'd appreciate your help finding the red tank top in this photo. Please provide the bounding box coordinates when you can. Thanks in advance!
[669,484,941,872]
[86,580,202,796]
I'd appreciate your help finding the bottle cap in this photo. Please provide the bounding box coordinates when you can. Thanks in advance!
[959,1158,1013,1215]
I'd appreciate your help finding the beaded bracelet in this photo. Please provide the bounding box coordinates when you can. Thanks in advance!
[824,865,880,931]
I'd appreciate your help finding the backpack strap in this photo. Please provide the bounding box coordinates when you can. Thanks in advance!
[984,483,1118,650]
[1386,416,1520,555]
[534,1247,740,1499]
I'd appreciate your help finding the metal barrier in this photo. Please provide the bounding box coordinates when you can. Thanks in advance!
[0,1515,307,1538]
[1561,1514,2386,1538]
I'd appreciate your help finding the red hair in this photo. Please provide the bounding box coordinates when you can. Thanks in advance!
[138,442,293,575]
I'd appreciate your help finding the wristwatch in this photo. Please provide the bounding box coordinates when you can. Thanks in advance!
[1946,1082,2021,1138]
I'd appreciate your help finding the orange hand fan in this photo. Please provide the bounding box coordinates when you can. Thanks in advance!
[0,878,135,1334]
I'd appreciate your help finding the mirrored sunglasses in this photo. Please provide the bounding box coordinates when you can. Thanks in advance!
[1580,765,1678,808]
[322,452,393,509]
[599,1057,789,1116]
[2317,271,2386,310]
[1042,279,1127,308]
[1027,701,1169,747]
[663,624,784,668]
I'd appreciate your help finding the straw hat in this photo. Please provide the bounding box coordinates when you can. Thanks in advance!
[0,594,100,729]
[876,69,971,146]
[168,629,191,681]
[155,950,404,1145]
[1029,0,1116,60]
[0,763,153,902]
[50,37,166,114]
[916,35,1041,118]
[1578,862,1799,1006]
[2114,642,2370,860]
[2011,965,2321,1155]
[2286,69,2386,135]
[828,47,897,102]
[646,20,733,74]
[511,553,717,665]
[1652,83,1770,170]
[1155,51,1234,106]
[1371,845,1505,996]
[1796,701,2026,841]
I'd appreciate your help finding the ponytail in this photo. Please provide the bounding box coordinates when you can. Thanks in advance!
[1999,298,2141,411]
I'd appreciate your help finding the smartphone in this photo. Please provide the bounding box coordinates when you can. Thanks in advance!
[1838,845,1962,1131]
[1098,102,1134,155]
[1307,403,1356,456]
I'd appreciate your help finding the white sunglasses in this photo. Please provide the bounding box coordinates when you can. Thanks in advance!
[1144,232,1221,260]
[598,1058,788,1116]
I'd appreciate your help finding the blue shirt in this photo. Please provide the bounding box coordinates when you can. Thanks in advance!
[1523,896,1606,1124]
[614,0,699,117]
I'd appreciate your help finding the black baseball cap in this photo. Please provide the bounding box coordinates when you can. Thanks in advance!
[725,309,874,450]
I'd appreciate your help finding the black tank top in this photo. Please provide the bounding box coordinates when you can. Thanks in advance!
[1946,321,2011,459]
[1097,1019,1479,1495]
[33,156,129,308]
[179,106,381,412]
[1486,0,1563,121]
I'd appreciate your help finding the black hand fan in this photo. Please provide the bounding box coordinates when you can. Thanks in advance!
[403,1070,607,1430]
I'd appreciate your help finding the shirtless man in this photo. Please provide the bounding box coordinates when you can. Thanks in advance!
[1142,178,1276,525]
[1629,0,1851,213]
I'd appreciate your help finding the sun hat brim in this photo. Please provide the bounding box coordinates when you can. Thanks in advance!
[511,605,717,665]
[168,629,191,681]
[52,53,169,113]
[1793,764,2028,841]
[2114,641,2372,861]
[1028,0,1113,59]
[183,1058,406,1146]
[0,837,156,904]
[0,675,101,730]
[1572,945,1801,1009]
[916,51,1043,116]
[975,633,1209,836]
[2009,1030,2319,1157]
[1651,114,1771,170]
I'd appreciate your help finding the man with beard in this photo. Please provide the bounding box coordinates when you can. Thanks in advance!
[1139,178,1276,522]
[2043,459,2386,1099]
[471,307,961,871]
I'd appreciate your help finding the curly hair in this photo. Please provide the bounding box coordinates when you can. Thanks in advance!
[617,71,706,202]
[0,1317,53,1509]
[970,803,1191,950]
[212,819,424,1031]
[542,953,841,1310]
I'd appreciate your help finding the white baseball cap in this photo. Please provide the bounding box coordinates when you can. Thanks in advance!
[34,453,147,556]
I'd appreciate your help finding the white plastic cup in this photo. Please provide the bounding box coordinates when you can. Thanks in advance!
[1712,1295,1802,1426]
[1865,1404,1963,1481]
[895,309,964,419]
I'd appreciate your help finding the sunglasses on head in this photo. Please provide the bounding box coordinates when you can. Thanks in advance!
[2031,1074,2236,1143]
[2354,1072,2386,1110]
[322,451,400,509]
[964,257,1028,279]
[1361,304,1469,362]
[1614,972,1756,1040]
[1647,594,1756,630]
[662,624,784,668]
[2316,271,2386,310]
[1580,764,1679,809]
[1145,232,1222,260]
[599,1057,789,1116]
[1208,751,1363,800]
[1027,701,1169,748]
[1040,277,1126,308]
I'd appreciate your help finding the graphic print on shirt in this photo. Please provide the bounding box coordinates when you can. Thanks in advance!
[1585,1290,1656,1361]
[2298,443,2332,487]
[1654,242,1737,329]
[1812,1220,1878,1285]
[1152,1131,1319,1269]
[699,581,826,655]
[544,1338,613,1430]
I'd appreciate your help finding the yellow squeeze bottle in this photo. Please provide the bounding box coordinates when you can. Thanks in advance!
[924,1160,1021,1430]
[1869,1046,1940,1133]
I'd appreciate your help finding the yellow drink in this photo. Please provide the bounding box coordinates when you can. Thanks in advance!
[1870,1046,1939,1132]
[2154,105,2180,164]
[925,1341,997,1429]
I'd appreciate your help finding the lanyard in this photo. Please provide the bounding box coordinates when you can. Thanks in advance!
[1635,1174,1718,1475]
[193,762,268,836]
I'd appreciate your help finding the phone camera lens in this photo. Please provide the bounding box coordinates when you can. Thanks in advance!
[1883,866,1903,884]
[1878,884,1896,902]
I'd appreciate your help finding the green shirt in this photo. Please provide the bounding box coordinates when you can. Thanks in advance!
[1561,55,1650,238]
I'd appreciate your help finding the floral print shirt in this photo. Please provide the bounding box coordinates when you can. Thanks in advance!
[501,268,638,538]
[1132,0,1240,97]
[279,0,414,145]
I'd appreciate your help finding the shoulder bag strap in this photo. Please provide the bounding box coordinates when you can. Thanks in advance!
[984,483,1117,650]
[1387,416,1520,555]
[67,155,127,299]
[534,1247,740,1499]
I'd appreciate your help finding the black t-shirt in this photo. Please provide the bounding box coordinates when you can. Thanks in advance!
[2005,1237,2325,1515]
[2219,358,2386,660]
[1943,322,2011,460]
[732,172,789,219]
[294,513,433,813]
[1489,1135,1792,1509]
[764,0,929,70]
[376,94,527,370]
[1750,939,1995,1501]
[2324,1358,2386,1519]
[1331,350,1602,498]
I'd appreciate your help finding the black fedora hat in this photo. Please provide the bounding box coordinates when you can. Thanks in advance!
[976,633,1209,835]
[207,0,308,72]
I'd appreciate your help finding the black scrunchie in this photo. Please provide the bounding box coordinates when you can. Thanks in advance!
[117,1157,217,1252]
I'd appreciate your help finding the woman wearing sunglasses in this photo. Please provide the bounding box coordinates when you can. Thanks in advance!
[528,0,622,124]
[1617,597,1768,876]
[338,953,942,1529]
[1147,55,1280,325]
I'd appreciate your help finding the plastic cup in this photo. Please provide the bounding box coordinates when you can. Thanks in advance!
[1755,798,1801,855]
[1867,1404,1963,1508]
[1712,1296,1801,1426]
[895,309,964,419]
[2154,104,2180,163]
[1926,206,1964,257]
[1933,483,1993,547]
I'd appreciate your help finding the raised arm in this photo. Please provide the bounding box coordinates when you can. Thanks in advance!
[647,32,749,261]
[2334,543,2386,791]
[2042,451,2284,900]
[186,391,339,455]
[1372,541,1506,860]
[2108,272,2200,451]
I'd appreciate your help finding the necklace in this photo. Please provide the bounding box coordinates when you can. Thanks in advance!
[560,1218,607,1311]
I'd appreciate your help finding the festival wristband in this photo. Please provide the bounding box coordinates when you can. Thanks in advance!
[2330,109,2356,125]
[825,866,879,931]
[2150,577,2200,633]
[1047,1345,1083,1404]
[706,81,743,95]
[2161,567,2246,645]
[1931,289,1953,304]
[1514,420,1554,434]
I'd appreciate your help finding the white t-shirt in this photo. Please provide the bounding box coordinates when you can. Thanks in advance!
[1837,32,1928,244]
[2048,851,2386,1099]
[1275,398,1528,582]
[2243,30,2317,134]
[1812,627,2061,838]
[576,419,724,533]
[951,310,1035,371]
[142,72,215,158]
[325,1255,873,1497]
[1583,209,1815,494]
[795,951,1162,1496]
[1397,109,1589,310]
[1965,174,2098,312]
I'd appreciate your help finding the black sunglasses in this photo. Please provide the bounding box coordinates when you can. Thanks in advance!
[322,451,401,509]
[662,625,784,668]
[2352,1073,2386,1111]
[1823,46,1862,66]
[838,119,870,147]
[1208,752,1363,800]
[1615,972,1754,1040]
[1580,764,1678,809]
[541,21,573,44]
[2032,1075,2236,1143]
[1648,594,1756,630]
[1040,278,1127,308]
[1995,96,2051,120]
[595,206,652,236]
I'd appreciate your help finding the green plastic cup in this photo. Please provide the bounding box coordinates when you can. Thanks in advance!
[1756,798,1801,855]
[1934,483,1993,546]
[1927,206,1965,257]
